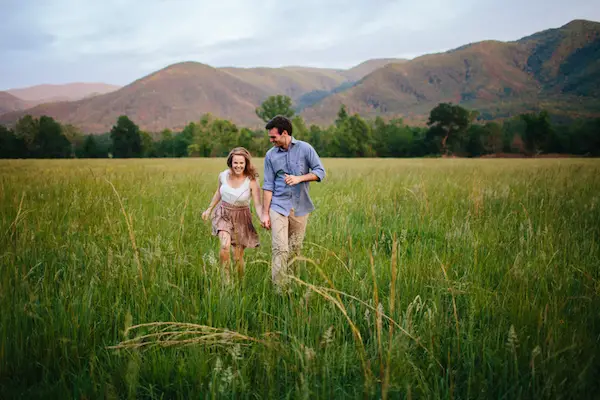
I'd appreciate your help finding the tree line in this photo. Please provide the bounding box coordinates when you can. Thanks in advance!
[1,95,599,159]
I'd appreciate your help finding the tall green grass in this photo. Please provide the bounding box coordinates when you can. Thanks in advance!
[0,158,598,399]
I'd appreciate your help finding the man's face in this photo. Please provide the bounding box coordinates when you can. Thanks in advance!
[268,127,287,147]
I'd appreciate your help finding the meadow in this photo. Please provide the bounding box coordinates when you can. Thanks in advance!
[0,158,599,399]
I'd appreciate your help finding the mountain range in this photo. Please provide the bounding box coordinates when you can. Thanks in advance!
[0,83,121,113]
[0,91,28,115]
[1,19,599,133]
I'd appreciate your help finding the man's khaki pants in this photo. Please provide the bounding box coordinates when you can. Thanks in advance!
[269,208,308,288]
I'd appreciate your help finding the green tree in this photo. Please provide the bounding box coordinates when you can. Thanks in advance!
[0,125,27,158]
[14,115,39,155]
[372,117,413,157]
[409,127,436,157]
[62,124,84,158]
[291,115,309,140]
[187,143,201,157]
[331,123,357,157]
[94,133,112,158]
[501,117,527,154]
[156,129,175,157]
[81,135,103,158]
[483,122,503,154]
[465,124,487,157]
[308,125,327,155]
[335,104,349,127]
[33,116,71,158]
[250,128,271,156]
[427,103,475,155]
[212,118,239,156]
[372,117,389,156]
[238,128,254,152]
[176,122,198,157]
[140,131,154,157]
[520,110,552,155]
[330,105,353,156]
[331,112,373,157]
[347,114,374,157]
[110,116,142,158]
[183,114,241,157]
[192,114,215,157]
[566,118,600,156]
[255,95,295,122]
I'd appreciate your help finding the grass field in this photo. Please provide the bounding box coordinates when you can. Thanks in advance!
[1,158,599,399]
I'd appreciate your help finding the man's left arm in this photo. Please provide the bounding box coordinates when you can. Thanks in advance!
[284,145,325,186]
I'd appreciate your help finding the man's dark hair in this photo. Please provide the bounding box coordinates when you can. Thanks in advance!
[265,115,293,136]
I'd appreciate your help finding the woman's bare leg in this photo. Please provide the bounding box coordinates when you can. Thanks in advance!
[233,246,245,280]
[218,231,232,283]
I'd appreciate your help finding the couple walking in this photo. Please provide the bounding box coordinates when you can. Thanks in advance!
[202,115,326,288]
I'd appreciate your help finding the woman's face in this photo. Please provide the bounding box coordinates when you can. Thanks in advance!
[231,155,246,176]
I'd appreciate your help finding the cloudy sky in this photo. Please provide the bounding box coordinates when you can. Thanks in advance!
[2,0,599,90]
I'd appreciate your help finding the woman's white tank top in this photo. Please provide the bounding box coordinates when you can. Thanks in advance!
[219,169,252,206]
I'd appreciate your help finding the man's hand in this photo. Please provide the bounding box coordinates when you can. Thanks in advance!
[284,174,302,186]
[261,212,271,230]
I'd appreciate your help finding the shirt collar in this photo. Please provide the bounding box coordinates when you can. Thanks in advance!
[277,137,298,152]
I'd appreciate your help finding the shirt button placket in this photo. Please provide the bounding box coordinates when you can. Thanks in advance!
[286,151,293,208]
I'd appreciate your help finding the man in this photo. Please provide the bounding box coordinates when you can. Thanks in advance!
[261,115,326,289]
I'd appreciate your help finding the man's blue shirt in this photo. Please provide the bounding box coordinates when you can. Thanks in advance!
[263,138,325,217]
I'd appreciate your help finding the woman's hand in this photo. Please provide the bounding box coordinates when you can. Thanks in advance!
[261,212,271,230]
[201,208,212,221]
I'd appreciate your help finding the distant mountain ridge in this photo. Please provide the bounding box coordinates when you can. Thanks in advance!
[302,19,600,125]
[0,91,28,114]
[7,83,121,105]
[1,20,599,132]
[0,58,404,132]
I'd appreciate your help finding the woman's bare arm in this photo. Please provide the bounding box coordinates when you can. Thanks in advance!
[202,176,222,220]
[250,178,262,219]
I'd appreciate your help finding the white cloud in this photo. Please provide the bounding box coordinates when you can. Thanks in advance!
[1,0,599,88]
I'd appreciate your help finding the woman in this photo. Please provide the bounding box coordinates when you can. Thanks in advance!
[202,147,262,283]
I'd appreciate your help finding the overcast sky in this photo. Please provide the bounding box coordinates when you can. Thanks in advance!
[1,0,599,90]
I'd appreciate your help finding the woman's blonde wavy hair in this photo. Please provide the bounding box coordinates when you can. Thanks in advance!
[226,147,258,180]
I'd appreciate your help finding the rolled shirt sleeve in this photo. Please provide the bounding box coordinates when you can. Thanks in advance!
[307,144,325,182]
[262,153,275,192]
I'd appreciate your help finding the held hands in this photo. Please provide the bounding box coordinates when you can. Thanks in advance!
[284,174,302,186]
[260,212,271,230]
